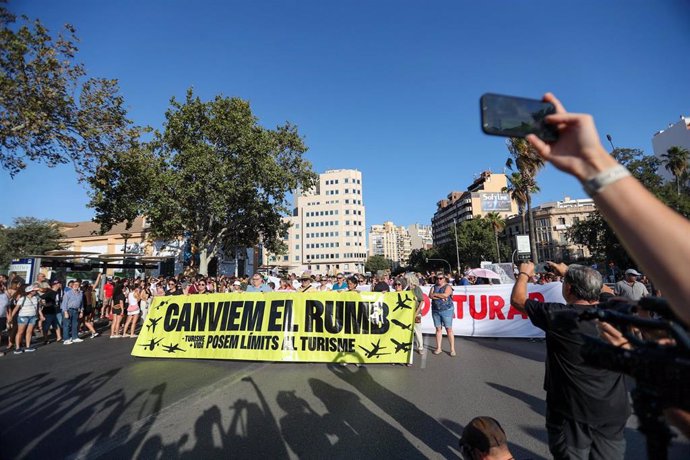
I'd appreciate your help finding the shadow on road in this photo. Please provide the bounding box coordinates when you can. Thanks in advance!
[463,337,546,363]
[0,367,167,459]
[328,364,461,458]
[486,382,546,417]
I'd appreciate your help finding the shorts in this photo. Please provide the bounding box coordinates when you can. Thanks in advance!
[112,307,123,316]
[127,308,141,316]
[432,309,453,328]
[18,316,38,326]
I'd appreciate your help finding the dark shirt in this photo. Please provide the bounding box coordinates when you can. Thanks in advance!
[525,299,630,424]
[373,281,390,292]
[40,290,58,315]
[112,292,127,309]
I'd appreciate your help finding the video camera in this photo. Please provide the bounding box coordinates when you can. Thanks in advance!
[552,297,690,460]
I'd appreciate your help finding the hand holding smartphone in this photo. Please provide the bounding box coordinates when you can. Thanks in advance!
[480,93,559,142]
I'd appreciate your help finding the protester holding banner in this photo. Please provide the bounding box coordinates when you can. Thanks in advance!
[429,272,456,356]
[246,273,272,292]
[404,272,426,355]
[295,273,312,292]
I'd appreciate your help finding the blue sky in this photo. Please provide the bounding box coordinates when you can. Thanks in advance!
[2,0,689,229]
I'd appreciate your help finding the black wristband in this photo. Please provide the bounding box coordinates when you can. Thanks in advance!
[518,272,531,278]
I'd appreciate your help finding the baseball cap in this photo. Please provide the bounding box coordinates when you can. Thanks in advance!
[233,280,241,286]
[51,279,61,285]
[625,269,641,276]
[459,416,507,452]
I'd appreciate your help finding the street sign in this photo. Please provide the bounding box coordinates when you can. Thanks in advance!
[515,235,531,260]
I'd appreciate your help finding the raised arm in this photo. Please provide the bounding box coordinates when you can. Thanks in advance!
[527,93,690,326]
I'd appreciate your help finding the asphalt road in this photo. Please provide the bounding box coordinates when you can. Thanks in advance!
[1,330,688,459]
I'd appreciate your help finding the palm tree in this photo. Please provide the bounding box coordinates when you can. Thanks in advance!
[502,171,529,232]
[484,212,506,263]
[661,146,690,195]
[505,137,544,263]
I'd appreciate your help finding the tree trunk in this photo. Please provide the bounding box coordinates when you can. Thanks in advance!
[199,247,217,276]
[527,196,539,263]
[494,230,501,263]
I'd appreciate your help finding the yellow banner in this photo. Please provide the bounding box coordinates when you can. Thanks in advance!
[131,291,416,364]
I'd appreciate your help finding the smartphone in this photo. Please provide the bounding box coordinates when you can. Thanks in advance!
[480,93,559,142]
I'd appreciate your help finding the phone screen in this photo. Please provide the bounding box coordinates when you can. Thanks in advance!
[480,93,558,142]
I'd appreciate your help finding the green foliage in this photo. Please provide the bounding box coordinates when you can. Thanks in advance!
[88,89,318,274]
[661,146,690,195]
[505,137,544,262]
[406,248,439,273]
[569,146,690,266]
[365,255,392,273]
[443,217,511,268]
[0,217,65,269]
[0,4,140,178]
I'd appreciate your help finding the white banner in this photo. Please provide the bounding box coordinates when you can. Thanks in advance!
[416,283,564,338]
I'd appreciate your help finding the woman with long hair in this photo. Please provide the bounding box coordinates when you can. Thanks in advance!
[81,282,99,338]
[110,282,126,338]
[13,283,40,353]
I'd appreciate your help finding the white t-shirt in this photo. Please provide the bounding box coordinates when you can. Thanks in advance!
[16,295,39,317]
[128,292,138,307]
[0,292,9,317]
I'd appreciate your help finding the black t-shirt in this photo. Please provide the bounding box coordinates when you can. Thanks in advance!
[112,292,126,309]
[40,290,58,315]
[525,299,630,424]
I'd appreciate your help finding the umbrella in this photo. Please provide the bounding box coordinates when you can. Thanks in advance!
[465,268,501,280]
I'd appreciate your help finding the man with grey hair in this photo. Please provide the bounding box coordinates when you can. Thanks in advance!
[511,261,630,460]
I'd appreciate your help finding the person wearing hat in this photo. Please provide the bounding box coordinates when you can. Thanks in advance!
[459,416,513,460]
[13,283,41,353]
[298,273,314,292]
[614,269,649,302]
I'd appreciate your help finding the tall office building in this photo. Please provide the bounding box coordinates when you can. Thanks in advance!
[267,169,367,274]
[368,221,412,267]
[431,171,518,246]
[408,223,433,250]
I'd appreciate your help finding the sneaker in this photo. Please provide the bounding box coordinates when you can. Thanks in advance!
[110,335,121,339]
[64,340,73,345]
[24,348,36,352]
[13,348,23,354]
[121,334,129,338]
[72,338,84,343]
[90,332,99,339]
[129,334,138,338]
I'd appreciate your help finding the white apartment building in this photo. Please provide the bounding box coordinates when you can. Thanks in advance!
[652,115,690,182]
[368,221,412,267]
[408,223,433,250]
[267,169,367,274]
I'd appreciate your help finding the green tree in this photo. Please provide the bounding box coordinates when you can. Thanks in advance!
[505,138,544,262]
[365,255,392,273]
[568,147,682,267]
[406,247,439,273]
[0,217,65,269]
[502,171,531,233]
[0,5,140,177]
[484,212,506,263]
[446,217,510,267]
[89,89,317,275]
[661,146,690,196]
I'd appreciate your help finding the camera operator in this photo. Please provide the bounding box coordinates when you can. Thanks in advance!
[511,261,630,459]
[525,93,690,327]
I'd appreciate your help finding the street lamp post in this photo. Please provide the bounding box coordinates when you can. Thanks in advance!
[426,257,452,274]
[120,232,132,277]
[452,218,461,275]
